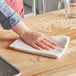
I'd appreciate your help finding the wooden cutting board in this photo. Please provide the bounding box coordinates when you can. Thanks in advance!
[0,10,76,76]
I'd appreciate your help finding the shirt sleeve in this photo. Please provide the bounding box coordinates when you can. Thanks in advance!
[0,0,22,30]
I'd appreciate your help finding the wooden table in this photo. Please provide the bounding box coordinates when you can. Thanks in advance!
[0,10,76,76]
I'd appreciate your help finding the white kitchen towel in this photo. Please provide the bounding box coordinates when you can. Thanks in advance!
[10,35,70,58]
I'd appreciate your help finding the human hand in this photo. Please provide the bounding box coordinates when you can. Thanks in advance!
[21,30,58,50]
[12,21,58,50]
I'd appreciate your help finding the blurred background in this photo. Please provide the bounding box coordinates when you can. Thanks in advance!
[23,0,60,17]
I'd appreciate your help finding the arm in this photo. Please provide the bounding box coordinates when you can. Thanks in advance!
[0,0,57,50]
[0,0,21,30]
[12,21,58,50]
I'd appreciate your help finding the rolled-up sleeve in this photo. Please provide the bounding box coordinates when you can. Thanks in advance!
[0,0,21,30]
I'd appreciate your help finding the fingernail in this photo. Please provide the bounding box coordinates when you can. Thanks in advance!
[52,46,56,49]
[39,48,42,50]
[55,43,58,46]
[37,48,42,50]
[47,48,51,50]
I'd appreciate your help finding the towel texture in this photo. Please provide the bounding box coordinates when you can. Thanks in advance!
[10,35,70,58]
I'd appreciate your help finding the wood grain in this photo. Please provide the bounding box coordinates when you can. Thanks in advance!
[0,10,76,76]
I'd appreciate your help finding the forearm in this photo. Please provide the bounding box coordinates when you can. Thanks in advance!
[12,20,31,37]
[0,0,21,30]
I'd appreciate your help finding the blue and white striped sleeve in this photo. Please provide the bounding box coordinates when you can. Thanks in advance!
[0,0,21,30]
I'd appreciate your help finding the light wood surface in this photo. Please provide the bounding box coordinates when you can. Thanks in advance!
[0,10,76,76]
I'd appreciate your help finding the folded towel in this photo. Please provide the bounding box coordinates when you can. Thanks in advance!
[10,35,70,58]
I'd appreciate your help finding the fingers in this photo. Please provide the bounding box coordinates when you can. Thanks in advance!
[44,37,58,46]
[24,34,58,50]
[35,36,58,50]
[27,37,58,50]
[36,41,50,50]
[41,39,56,49]
[28,43,42,50]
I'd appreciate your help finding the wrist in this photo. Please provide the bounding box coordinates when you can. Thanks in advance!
[12,20,32,37]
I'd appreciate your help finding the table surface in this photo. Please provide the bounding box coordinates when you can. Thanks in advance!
[0,10,76,76]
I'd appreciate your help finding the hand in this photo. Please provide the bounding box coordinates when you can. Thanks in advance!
[12,21,58,50]
[21,30,58,50]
